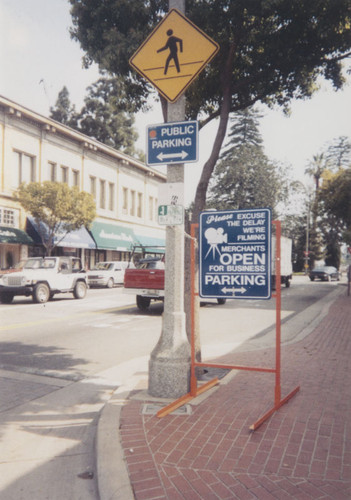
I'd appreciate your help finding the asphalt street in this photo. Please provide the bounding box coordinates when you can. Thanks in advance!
[0,275,345,498]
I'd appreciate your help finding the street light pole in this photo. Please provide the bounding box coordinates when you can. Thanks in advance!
[293,181,310,274]
[305,198,310,275]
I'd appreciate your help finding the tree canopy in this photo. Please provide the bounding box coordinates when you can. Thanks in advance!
[78,76,138,154]
[320,168,351,244]
[50,86,78,128]
[69,0,351,220]
[50,76,139,156]
[325,136,351,170]
[15,182,96,256]
[302,137,351,267]
[207,107,286,216]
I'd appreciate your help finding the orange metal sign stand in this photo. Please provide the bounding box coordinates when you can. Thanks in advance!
[157,220,300,430]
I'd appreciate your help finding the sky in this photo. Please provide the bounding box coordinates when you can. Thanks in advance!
[1,0,350,205]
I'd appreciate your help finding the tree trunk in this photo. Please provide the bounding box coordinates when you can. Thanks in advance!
[184,43,236,367]
[192,60,234,222]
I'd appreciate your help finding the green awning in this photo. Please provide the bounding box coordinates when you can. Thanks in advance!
[90,221,137,251]
[134,234,165,253]
[0,226,33,244]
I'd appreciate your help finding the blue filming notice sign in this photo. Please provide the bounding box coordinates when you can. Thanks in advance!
[199,209,271,300]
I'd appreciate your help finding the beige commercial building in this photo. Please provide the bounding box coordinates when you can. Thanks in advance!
[0,95,166,270]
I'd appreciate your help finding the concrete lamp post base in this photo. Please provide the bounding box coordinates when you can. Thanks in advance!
[149,311,191,398]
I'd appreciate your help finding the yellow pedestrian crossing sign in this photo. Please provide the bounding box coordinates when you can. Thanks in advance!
[129,9,219,103]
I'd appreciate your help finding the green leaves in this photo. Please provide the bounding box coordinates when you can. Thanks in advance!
[50,76,139,155]
[207,107,285,216]
[68,0,351,217]
[321,168,351,228]
[15,182,96,255]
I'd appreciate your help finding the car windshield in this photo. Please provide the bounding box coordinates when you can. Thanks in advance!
[22,258,44,269]
[138,260,165,270]
[94,263,113,271]
[16,258,56,269]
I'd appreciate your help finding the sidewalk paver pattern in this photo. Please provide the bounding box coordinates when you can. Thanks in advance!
[120,294,351,499]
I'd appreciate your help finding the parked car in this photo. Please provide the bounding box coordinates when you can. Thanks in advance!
[87,261,133,288]
[309,266,340,282]
[0,257,87,304]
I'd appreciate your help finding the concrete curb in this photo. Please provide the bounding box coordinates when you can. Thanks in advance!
[95,284,346,500]
[95,362,149,500]
[96,388,134,500]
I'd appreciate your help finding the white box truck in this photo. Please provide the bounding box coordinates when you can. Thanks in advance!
[272,235,293,288]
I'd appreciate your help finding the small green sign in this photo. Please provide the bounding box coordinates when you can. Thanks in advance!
[158,205,184,225]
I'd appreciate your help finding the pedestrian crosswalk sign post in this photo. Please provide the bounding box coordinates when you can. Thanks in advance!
[129,9,219,103]
[158,183,184,225]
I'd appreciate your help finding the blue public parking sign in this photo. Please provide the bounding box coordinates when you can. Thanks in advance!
[199,209,271,300]
[146,120,198,166]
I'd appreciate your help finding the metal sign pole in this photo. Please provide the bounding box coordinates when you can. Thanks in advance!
[148,0,191,398]
[274,220,282,406]
[190,223,198,397]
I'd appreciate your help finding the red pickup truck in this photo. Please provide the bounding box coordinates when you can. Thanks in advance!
[124,255,226,310]
[124,257,165,310]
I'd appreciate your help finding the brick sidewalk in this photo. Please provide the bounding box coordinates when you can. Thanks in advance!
[120,293,351,499]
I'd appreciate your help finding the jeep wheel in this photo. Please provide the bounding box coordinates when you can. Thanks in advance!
[0,292,14,304]
[73,281,87,299]
[33,283,50,303]
[106,278,114,288]
[136,295,151,311]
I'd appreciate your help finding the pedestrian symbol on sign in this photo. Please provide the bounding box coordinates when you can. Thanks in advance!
[129,9,219,103]
[157,29,183,75]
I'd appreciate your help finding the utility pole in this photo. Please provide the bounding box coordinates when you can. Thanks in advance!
[148,0,191,398]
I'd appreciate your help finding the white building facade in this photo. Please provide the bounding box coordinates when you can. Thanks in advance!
[0,95,166,270]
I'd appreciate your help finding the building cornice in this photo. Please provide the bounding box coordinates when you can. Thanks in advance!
[0,95,166,182]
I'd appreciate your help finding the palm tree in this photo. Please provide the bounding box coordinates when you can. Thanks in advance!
[305,153,329,191]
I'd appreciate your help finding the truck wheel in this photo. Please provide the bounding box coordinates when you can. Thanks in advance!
[0,292,14,304]
[217,298,226,305]
[285,279,290,288]
[136,295,151,311]
[33,283,50,303]
[73,281,87,299]
[106,278,114,288]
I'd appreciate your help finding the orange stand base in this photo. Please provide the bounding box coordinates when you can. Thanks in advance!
[156,220,300,430]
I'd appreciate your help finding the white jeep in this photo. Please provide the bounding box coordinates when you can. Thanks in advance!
[0,256,88,304]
